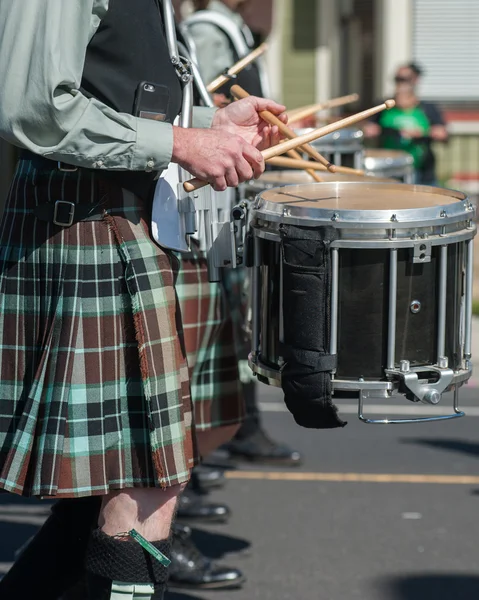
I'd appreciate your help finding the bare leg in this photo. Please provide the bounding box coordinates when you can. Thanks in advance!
[99,484,185,540]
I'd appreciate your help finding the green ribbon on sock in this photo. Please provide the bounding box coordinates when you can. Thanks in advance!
[128,529,171,568]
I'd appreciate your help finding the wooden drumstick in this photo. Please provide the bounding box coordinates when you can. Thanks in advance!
[230,84,335,177]
[183,100,394,192]
[267,156,365,176]
[287,93,360,125]
[207,43,268,93]
[230,85,322,183]
[262,100,395,160]
[283,151,324,182]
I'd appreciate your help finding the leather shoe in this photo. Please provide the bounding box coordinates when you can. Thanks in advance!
[222,428,302,467]
[169,524,245,589]
[191,465,226,491]
[177,489,230,523]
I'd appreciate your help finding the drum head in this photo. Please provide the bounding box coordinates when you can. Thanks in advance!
[255,182,469,228]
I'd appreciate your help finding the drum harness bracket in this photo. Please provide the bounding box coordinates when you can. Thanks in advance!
[384,364,454,405]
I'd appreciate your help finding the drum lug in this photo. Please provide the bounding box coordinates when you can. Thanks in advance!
[384,365,454,405]
[412,241,432,263]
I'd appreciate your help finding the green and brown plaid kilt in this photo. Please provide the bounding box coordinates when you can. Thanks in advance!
[175,250,244,431]
[0,160,195,498]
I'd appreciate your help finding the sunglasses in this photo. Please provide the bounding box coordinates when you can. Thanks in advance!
[394,75,412,83]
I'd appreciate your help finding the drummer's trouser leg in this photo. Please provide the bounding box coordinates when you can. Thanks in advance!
[0,486,180,600]
[0,496,101,599]
[85,485,181,599]
[235,365,261,439]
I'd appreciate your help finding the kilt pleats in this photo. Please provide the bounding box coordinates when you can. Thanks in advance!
[175,252,244,431]
[0,161,194,497]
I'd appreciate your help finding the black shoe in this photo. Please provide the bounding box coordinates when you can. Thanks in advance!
[223,428,303,467]
[176,489,230,523]
[191,465,226,491]
[169,524,245,590]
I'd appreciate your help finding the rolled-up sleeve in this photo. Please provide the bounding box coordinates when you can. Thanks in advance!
[0,0,175,172]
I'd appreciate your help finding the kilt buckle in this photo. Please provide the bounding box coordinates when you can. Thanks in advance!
[57,161,78,172]
[53,200,76,227]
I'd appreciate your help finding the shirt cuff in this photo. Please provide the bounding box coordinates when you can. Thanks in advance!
[132,118,174,172]
[192,107,217,129]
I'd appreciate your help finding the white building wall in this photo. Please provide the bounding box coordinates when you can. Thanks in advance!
[375,0,413,99]
[315,0,341,104]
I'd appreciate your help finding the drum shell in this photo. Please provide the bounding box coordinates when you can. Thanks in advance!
[256,238,465,379]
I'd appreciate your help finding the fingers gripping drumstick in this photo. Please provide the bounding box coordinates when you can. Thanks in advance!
[183,100,395,193]
[207,43,269,94]
[231,85,322,183]
[230,84,335,181]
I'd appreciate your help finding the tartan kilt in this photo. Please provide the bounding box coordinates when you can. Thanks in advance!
[175,250,245,431]
[0,160,195,498]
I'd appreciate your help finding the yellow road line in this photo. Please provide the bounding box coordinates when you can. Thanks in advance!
[225,471,479,485]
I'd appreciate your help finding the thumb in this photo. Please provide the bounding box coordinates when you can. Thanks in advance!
[251,96,287,116]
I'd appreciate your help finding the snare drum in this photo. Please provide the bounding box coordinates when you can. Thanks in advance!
[364,149,414,183]
[248,182,476,423]
[295,127,364,170]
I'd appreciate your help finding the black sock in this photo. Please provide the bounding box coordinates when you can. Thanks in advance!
[85,529,170,599]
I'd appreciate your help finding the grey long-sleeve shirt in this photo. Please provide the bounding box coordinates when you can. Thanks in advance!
[0,0,214,173]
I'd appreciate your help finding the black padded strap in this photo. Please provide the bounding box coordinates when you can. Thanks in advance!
[282,347,337,372]
[279,224,346,429]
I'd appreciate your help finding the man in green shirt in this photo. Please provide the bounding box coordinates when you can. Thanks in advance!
[364,63,448,185]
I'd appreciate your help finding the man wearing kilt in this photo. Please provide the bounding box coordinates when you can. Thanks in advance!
[183,0,303,467]
[0,1,285,598]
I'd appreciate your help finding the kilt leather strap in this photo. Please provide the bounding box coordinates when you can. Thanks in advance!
[33,199,105,227]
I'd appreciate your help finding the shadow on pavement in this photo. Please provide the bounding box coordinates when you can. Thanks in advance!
[191,527,251,559]
[380,574,479,599]
[401,438,479,459]
[0,494,52,562]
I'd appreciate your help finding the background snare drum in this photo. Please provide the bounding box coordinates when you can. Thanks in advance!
[363,149,414,184]
[294,127,364,170]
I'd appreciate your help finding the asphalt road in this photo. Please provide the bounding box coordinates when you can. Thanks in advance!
[1,382,478,600]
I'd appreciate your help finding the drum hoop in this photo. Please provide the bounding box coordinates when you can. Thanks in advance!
[253,182,471,229]
[252,226,476,247]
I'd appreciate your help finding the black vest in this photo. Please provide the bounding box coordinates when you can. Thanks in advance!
[82,0,182,123]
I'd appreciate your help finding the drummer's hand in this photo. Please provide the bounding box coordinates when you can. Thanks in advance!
[401,128,424,139]
[212,96,287,150]
[363,122,381,138]
[172,127,264,192]
[213,93,231,108]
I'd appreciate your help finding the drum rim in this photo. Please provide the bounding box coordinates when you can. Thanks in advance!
[253,182,472,229]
